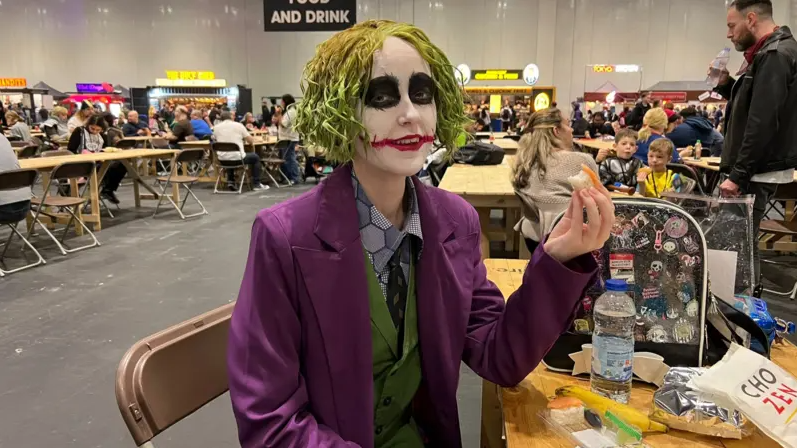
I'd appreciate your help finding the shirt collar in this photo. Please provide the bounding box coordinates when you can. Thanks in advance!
[352,169,423,271]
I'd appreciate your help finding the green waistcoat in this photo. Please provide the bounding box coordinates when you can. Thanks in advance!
[363,250,424,448]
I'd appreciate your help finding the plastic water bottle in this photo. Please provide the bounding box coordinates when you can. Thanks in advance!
[706,48,731,88]
[694,140,702,160]
[591,279,636,404]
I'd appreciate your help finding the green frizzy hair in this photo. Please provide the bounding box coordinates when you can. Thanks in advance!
[295,19,470,163]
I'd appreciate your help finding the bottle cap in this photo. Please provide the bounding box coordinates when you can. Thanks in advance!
[605,279,627,292]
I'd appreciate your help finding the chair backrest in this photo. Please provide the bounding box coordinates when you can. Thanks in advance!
[0,169,37,191]
[115,303,233,446]
[116,139,139,150]
[175,148,205,164]
[41,149,73,158]
[667,163,705,195]
[150,138,169,149]
[212,142,240,153]
[10,141,28,148]
[50,161,96,181]
[17,144,38,159]
[184,135,198,142]
[773,181,797,201]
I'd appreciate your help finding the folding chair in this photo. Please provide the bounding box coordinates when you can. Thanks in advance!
[15,144,38,159]
[152,149,208,220]
[211,142,249,194]
[115,303,233,447]
[0,170,46,276]
[27,161,101,255]
[41,149,73,158]
[667,163,706,195]
[40,149,116,218]
[760,183,797,300]
[148,138,172,174]
[262,142,290,188]
[116,139,139,150]
[9,141,28,148]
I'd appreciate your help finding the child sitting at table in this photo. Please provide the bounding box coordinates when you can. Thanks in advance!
[637,138,683,198]
[598,128,643,190]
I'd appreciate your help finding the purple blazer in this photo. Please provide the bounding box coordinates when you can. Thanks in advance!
[227,164,597,447]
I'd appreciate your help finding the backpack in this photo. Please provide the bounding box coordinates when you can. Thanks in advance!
[453,141,504,166]
[543,198,768,376]
[501,108,511,121]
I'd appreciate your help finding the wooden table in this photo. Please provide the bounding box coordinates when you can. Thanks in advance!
[439,156,525,259]
[19,149,179,231]
[574,138,614,154]
[483,258,793,448]
[491,138,519,155]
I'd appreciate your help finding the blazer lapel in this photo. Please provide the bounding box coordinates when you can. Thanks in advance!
[293,165,374,442]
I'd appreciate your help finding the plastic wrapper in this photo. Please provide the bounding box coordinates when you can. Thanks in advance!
[650,367,754,439]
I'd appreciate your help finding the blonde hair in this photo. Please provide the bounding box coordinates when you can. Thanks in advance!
[512,108,564,189]
[52,106,68,118]
[5,111,20,124]
[638,108,667,142]
[648,138,674,159]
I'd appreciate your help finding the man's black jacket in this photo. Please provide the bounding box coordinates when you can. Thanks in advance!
[716,26,797,187]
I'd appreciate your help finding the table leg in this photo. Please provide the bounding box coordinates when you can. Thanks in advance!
[504,209,515,252]
[70,178,85,236]
[89,164,102,231]
[477,208,490,260]
[480,380,503,448]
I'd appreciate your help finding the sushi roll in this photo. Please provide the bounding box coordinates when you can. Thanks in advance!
[547,397,585,425]
[568,164,602,191]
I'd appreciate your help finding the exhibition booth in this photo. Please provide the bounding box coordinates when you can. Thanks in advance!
[130,70,252,117]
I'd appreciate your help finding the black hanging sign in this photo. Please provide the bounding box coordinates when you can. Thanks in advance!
[264,0,357,32]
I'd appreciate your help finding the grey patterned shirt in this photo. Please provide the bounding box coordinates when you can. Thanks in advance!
[353,171,423,298]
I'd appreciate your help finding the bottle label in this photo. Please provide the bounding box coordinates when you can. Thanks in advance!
[592,335,634,382]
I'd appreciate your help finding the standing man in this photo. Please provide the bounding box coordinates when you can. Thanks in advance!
[714,0,797,288]
[626,91,651,130]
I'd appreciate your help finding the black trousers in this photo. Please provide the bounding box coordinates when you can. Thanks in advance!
[102,162,128,192]
[0,200,31,224]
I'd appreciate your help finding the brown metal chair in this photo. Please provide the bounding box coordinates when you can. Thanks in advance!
[27,161,101,255]
[15,144,38,159]
[116,139,139,150]
[152,149,208,220]
[211,142,249,194]
[760,183,797,300]
[115,303,233,447]
[40,149,73,158]
[9,141,28,148]
[263,141,290,188]
[0,169,46,276]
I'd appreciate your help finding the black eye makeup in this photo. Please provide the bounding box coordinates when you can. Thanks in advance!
[409,72,436,105]
[364,75,400,109]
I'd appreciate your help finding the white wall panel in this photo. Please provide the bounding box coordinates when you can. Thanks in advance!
[0,0,794,109]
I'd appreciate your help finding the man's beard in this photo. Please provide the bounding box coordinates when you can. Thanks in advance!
[734,28,757,51]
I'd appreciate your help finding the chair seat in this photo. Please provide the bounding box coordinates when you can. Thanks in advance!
[32,196,86,207]
[262,158,285,164]
[158,175,199,183]
[760,219,797,236]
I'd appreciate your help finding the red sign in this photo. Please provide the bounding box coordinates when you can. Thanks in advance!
[650,91,687,102]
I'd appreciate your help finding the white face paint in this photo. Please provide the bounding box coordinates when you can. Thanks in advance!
[355,36,438,177]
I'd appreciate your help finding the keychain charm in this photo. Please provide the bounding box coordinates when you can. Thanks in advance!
[654,227,664,253]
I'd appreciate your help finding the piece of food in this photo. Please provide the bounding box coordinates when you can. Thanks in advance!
[568,165,602,190]
[639,167,652,176]
[555,386,668,433]
[547,397,584,425]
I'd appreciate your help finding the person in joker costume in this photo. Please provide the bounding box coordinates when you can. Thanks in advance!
[227,20,614,447]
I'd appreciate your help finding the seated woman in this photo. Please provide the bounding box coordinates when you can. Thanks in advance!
[634,108,682,164]
[513,107,599,253]
[190,109,213,139]
[0,135,33,226]
[5,111,33,142]
[241,112,258,131]
[41,106,70,141]
[67,115,127,205]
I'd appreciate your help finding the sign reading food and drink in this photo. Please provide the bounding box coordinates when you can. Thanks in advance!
[76,83,114,93]
[264,0,356,32]
[0,78,27,88]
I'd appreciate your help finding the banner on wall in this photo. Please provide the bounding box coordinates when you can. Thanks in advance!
[264,0,356,32]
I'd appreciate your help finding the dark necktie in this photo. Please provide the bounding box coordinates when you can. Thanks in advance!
[385,248,408,355]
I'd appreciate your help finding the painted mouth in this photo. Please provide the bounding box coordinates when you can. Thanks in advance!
[371,134,434,152]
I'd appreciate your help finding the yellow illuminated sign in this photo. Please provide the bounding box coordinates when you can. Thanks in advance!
[473,70,521,81]
[0,78,27,88]
[465,86,533,95]
[533,92,551,111]
[155,78,228,87]
[165,71,216,81]
[489,95,502,114]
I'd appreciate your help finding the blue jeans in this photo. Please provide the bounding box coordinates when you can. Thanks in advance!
[280,141,301,183]
[226,153,262,185]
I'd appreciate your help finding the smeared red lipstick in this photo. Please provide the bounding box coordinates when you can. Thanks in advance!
[371,134,434,152]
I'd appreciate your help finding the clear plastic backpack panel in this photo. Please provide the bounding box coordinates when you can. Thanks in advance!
[572,202,706,346]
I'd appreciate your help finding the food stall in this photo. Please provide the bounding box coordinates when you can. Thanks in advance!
[644,80,727,109]
[62,83,129,117]
[0,78,53,123]
[131,70,253,118]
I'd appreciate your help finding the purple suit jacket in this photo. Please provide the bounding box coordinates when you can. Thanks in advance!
[227,164,597,447]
